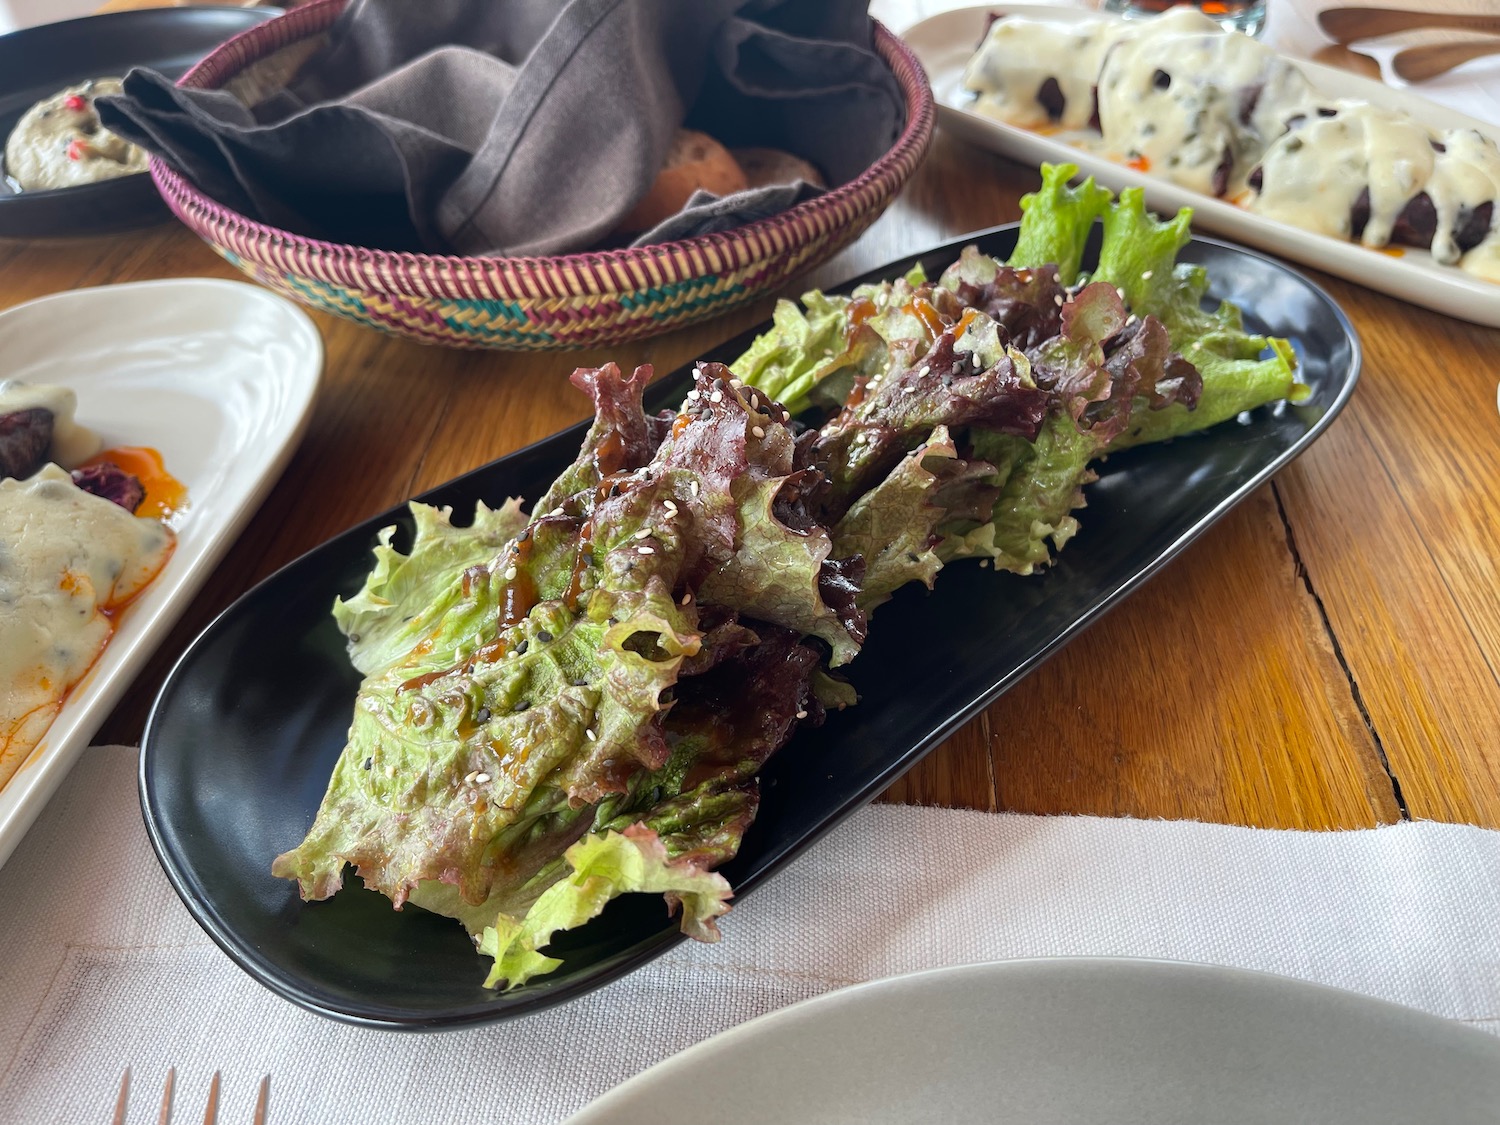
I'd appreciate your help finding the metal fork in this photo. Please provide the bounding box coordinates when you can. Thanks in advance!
[111,1068,269,1125]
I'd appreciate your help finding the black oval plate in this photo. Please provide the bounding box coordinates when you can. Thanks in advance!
[140,228,1360,1030]
[0,6,279,238]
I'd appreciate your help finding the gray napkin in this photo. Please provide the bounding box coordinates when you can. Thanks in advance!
[98,0,905,256]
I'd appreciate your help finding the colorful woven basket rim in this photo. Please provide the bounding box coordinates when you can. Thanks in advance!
[151,0,935,294]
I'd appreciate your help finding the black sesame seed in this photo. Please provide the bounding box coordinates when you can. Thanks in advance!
[474,706,491,724]
[363,757,373,770]
[514,638,529,655]
[572,677,589,686]
[536,630,553,643]
[513,701,531,712]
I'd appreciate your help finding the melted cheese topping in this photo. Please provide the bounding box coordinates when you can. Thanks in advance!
[0,380,102,468]
[3,79,148,192]
[1094,8,1311,195]
[0,465,173,787]
[963,16,1129,131]
[1249,104,1500,276]
[963,7,1500,282]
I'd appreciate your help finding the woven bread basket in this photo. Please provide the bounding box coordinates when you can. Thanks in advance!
[152,0,936,350]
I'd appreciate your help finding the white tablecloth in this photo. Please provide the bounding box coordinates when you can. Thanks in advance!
[2,746,1497,1124]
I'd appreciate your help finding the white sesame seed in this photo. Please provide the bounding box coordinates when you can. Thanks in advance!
[903,385,917,394]
[680,591,692,605]
[916,364,930,378]
[979,559,991,568]
[638,545,655,555]
[635,528,652,539]
[781,410,791,422]
[550,506,565,517]
[686,388,700,400]
[475,773,491,784]
[710,389,723,403]
[796,709,807,719]
[730,377,743,389]
[1053,294,1064,307]
[504,566,517,581]
[463,771,477,785]
[690,481,700,496]
[1141,270,1153,279]
[971,353,981,368]
[823,349,833,357]
[751,425,765,438]
[585,728,596,741]
[1126,314,1139,325]
[385,765,397,778]
[1116,287,1126,299]
[664,499,678,514]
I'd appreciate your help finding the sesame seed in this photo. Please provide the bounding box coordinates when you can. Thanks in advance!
[979,560,991,568]
[464,771,477,785]
[638,545,655,555]
[730,377,743,389]
[475,773,491,784]
[1126,314,1139,326]
[823,349,833,357]
[385,765,397,778]
[680,591,692,605]
[504,566,518,581]
[536,630,552,643]
[362,757,373,770]
[710,389,723,403]
[1053,294,1064,307]
[686,388,700,400]
[782,410,791,422]
[751,425,765,438]
[690,481,700,496]
[796,709,808,719]
[514,639,528,655]
[475,706,491,723]
[903,385,917,394]
[585,728,596,741]
[917,364,930,378]
[1116,287,1126,299]
[635,528,652,539]
[971,353,981,368]
[1141,270,1153,279]
[663,500,678,515]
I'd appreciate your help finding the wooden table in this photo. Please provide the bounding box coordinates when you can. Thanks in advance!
[12,0,1500,830]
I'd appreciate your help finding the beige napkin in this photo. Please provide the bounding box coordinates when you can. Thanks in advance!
[2,746,1498,1124]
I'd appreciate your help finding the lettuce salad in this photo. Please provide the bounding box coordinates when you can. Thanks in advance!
[273,164,1303,988]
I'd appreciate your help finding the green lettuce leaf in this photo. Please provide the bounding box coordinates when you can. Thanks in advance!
[1091,187,1305,448]
[831,426,1000,611]
[1008,162,1113,284]
[332,499,527,677]
[478,825,733,989]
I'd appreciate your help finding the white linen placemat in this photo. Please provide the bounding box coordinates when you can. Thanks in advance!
[2,746,1497,1125]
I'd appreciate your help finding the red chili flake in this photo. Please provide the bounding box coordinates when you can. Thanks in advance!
[63,94,87,112]
[66,139,86,162]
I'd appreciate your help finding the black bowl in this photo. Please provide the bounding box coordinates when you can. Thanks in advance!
[140,227,1361,1029]
[0,6,278,238]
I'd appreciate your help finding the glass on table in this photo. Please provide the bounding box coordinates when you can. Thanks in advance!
[1098,0,1267,37]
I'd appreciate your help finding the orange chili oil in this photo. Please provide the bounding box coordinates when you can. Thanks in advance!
[77,446,187,522]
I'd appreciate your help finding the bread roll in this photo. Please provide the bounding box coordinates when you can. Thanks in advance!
[617,129,748,235]
[731,147,826,190]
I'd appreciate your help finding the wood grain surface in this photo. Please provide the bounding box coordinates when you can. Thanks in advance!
[8,0,1499,829]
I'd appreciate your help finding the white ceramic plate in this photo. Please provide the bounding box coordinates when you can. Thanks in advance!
[902,5,1500,328]
[567,958,1500,1125]
[0,279,321,867]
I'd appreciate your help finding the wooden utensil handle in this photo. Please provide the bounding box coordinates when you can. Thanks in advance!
[1318,7,1500,43]
[1392,36,1500,81]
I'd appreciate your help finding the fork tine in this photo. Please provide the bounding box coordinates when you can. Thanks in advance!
[157,1067,176,1125]
[112,1069,131,1125]
[251,1076,270,1125]
[201,1071,221,1125]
